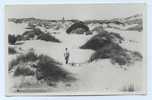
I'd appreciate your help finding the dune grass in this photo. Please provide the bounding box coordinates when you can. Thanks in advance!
[14,64,35,76]
[80,31,124,50]
[37,32,60,42]
[35,55,75,85]
[9,50,76,86]
[9,50,38,71]
[89,43,135,65]
[81,30,142,66]
[121,84,135,92]
[22,28,61,42]
[9,27,61,43]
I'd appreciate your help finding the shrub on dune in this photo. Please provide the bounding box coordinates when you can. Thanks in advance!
[9,50,76,86]
[35,55,75,85]
[131,51,143,61]
[8,34,17,45]
[22,28,61,42]
[22,31,36,40]
[81,30,142,66]
[8,34,25,45]
[66,21,90,34]
[89,43,132,65]
[80,31,124,50]
[89,43,123,60]
[37,33,60,42]
[22,28,42,40]
[14,63,35,76]
[9,50,38,71]
[89,43,142,66]
[8,46,17,54]
[8,24,61,43]
[16,34,24,41]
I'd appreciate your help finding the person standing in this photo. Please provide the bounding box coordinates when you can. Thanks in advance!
[64,48,70,64]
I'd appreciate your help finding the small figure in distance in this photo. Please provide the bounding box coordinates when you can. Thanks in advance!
[64,48,70,64]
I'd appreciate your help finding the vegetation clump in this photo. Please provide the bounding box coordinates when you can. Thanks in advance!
[80,30,142,65]
[66,21,90,34]
[9,50,75,86]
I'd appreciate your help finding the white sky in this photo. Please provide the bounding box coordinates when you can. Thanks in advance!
[5,4,145,20]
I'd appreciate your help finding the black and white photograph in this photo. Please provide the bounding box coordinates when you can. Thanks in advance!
[5,4,146,95]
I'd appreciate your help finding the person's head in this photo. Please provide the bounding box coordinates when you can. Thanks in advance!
[65,48,68,51]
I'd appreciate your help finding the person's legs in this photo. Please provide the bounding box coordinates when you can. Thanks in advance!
[65,57,69,64]
[65,57,67,64]
[66,59,68,64]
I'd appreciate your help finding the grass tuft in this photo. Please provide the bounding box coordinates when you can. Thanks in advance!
[121,84,135,92]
